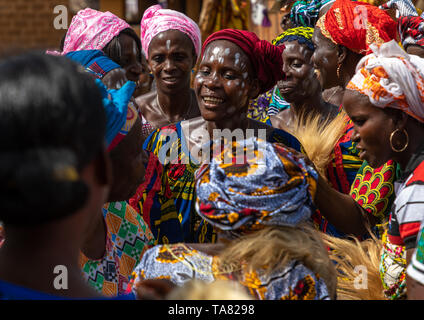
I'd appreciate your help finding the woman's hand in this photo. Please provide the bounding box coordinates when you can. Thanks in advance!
[134,279,176,300]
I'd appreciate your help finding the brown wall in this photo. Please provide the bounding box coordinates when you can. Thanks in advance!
[0,0,68,54]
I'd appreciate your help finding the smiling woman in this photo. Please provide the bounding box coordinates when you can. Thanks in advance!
[135,5,202,135]
[143,29,301,243]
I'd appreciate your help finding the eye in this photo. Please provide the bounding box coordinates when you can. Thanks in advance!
[352,118,366,126]
[174,53,187,62]
[151,55,164,63]
[223,72,236,80]
[199,67,210,76]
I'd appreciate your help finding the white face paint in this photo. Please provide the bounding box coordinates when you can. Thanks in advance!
[241,82,245,89]
[234,53,240,66]
[224,48,230,55]
[243,72,248,79]
[166,40,171,51]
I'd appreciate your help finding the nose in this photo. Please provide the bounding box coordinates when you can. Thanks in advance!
[163,58,176,73]
[203,71,220,89]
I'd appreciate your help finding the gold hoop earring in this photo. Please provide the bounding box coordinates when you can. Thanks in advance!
[390,129,409,152]
[336,64,341,79]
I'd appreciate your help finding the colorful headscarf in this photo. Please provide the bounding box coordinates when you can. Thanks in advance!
[140,4,201,59]
[201,29,285,94]
[62,8,131,55]
[290,0,335,28]
[195,137,318,235]
[66,50,121,79]
[398,16,424,50]
[316,0,397,55]
[94,79,138,151]
[272,27,315,51]
[347,40,424,123]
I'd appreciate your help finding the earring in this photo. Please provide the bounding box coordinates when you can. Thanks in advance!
[390,129,409,152]
[336,63,341,79]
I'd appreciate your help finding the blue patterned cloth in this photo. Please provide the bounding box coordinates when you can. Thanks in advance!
[195,137,318,234]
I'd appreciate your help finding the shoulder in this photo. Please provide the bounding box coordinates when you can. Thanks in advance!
[135,91,157,112]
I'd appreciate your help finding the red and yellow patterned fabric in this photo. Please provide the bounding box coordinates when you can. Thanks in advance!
[347,40,424,124]
[316,0,396,55]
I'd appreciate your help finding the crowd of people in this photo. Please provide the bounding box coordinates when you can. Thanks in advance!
[1,0,424,300]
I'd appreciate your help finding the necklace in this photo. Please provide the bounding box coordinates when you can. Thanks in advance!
[156,93,194,125]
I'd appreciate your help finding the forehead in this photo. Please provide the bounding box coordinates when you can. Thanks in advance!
[343,90,376,114]
[150,30,194,49]
[202,40,251,65]
[282,41,312,59]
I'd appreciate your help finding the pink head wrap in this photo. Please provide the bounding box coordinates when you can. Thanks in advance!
[61,8,131,55]
[140,5,201,59]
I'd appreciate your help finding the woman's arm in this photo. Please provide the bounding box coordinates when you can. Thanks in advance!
[314,174,379,237]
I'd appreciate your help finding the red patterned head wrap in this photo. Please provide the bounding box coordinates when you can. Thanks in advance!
[201,29,285,94]
[316,0,396,55]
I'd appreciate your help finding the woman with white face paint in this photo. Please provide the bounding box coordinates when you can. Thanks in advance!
[143,29,301,244]
[136,5,202,136]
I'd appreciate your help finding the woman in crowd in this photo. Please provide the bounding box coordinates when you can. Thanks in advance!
[77,79,158,297]
[61,8,144,90]
[339,40,424,299]
[67,50,184,247]
[0,52,131,299]
[132,138,336,300]
[312,0,397,106]
[136,5,202,136]
[308,0,401,240]
[143,29,300,243]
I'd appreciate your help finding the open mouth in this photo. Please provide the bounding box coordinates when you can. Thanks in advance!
[202,96,225,107]
[162,77,179,85]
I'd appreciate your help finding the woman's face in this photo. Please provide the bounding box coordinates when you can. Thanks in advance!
[343,89,396,168]
[148,30,196,94]
[108,118,148,201]
[311,27,339,89]
[277,40,319,103]
[117,33,144,83]
[193,40,257,122]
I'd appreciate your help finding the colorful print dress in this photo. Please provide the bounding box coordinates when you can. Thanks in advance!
[131,244,331,300]
[79,201,155,297]
[143,119,301,243]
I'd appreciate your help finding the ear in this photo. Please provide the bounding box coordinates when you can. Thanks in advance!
[248,78,261,100]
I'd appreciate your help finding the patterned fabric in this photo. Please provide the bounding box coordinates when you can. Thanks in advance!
[201,29,285,94]
[195,138,318,235]
[107,103,139,152]
[380,142,424,299]
[398,16,424,50]
[316,0,397,55]
[65,50,121,79]
[247,88,273,123]
[80,201,155,297]
[92,79,137,150]
[143,119,302,243]
[139,5,201,59]
[131,244,330,300]
[129,151,184,244]
[290,0,335,27]
[269,86,291,115]
[350,160,399,238]
[407,218,424,285]
[347,40,424,123]
[380,0,418,17]
[62,8,131,55]
[272,26,315,50]
[380,231,407,299]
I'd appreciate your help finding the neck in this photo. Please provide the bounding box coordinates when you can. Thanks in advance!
[205,112,249,138]
[157,87,193,119]
[291,92,334,120]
